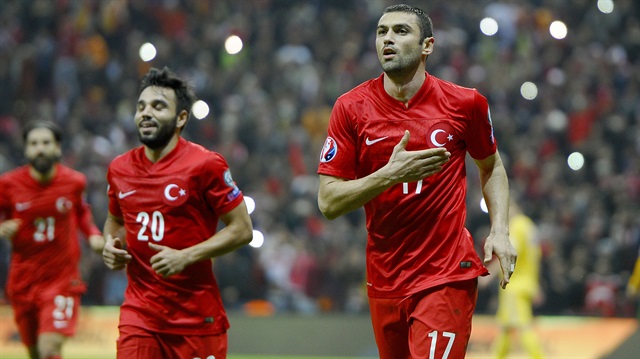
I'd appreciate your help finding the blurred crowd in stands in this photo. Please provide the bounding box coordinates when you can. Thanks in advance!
[0,0,638,317]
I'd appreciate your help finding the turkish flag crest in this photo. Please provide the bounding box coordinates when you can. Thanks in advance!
[161,178,189,206]
[426,123,456,150]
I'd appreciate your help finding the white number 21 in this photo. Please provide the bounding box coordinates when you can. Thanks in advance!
[427,330,455,359]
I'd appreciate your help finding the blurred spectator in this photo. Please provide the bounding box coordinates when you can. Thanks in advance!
[0,0,638,318]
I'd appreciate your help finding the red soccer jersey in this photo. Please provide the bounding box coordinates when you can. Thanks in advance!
[0,164,101,300]
[318,73,494,298]
[106,137,244,335]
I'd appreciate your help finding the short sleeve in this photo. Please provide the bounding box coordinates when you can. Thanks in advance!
[465,90,497,160]
[106,165,123,218]
[203,153,244,216]
[0,175,11,220]
[317,98,358,179]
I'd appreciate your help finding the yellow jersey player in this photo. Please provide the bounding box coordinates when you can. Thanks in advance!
[493,200,545,358]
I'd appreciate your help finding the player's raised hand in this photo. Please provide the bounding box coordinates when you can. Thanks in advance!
[102,234,131,270]
[385,130,451,183]
[149,242,188,277]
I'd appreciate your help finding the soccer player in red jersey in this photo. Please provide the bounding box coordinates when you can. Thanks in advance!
[101,67,253,359]
[317,4,517,358]
[0,120,105,359]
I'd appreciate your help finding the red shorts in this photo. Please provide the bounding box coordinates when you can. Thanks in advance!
[369,279,478,359]
[117,325,228,359]
[12,289,81,346]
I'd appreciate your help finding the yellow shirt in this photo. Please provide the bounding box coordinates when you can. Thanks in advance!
[504,213,540,298]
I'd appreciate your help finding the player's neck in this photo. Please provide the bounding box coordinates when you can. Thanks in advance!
[29,164,57,183]
[383,69,426,106]
[144,134,180,163]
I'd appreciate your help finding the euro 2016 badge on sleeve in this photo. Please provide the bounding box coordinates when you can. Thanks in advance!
[320,136,337,163]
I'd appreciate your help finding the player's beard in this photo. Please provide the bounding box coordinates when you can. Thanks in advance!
[380,51,422,77]
[138,119,177,149]
[29,154,59,175]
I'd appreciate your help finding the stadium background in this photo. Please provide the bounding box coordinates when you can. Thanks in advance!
[0,0,638,357]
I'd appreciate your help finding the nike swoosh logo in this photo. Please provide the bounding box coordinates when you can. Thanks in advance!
[15,202,31,211]
[118,190,137,199]
[365,136,388,145]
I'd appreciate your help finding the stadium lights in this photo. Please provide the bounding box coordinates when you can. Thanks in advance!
[480,198,489,214]
[567,152,585,171]
[244,196,255,214]
[139,42,157,62]
[479,17,499,36]
[191,100,210,120]
[225,35,243,55]
[597,0,615,13]
[250,230,264,248]
[520,81,538,100]
[549,20,568,40]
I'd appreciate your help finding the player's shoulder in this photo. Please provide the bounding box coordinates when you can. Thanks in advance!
[430,74,481,102]
[337,75,381,104]
[108,146,143,171]
[0,165,29,182]
[181,139,226,165]
[57,164,86,179]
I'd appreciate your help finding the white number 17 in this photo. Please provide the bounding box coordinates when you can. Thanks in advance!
[402,180,423,194]
[428,330,456,359]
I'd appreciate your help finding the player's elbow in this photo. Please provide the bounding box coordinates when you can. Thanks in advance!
[237,223,253,247]
[318,196,340,220]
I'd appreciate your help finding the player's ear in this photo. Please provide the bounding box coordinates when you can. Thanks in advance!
[422,36,434,57]
[176,110,188,130]
[54,141,62,158]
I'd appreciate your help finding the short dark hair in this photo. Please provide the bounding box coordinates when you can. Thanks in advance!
[383,4,433,42]
[22,120,62,143]
[139,67,197,118]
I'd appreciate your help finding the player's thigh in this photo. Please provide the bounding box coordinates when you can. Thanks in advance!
[12,300,39,346]
[117,325,163,359]
[38,332,66,355]
[163,332,228,359]
[369,296,411,359]
[408,279,478,359]
[37,291,81,338]
[118,325,228,359]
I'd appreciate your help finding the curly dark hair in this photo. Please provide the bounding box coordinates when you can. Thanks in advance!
[139,67,197,118]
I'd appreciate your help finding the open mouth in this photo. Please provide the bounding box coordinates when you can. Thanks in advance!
[382,48,396,59]
[139,120,157,135]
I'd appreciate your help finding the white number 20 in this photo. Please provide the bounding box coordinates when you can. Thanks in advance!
[428,330,456,359]
[136,211,165,241]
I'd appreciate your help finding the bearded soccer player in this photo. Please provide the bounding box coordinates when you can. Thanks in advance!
[101,67,253,359]
[317,4,517,358]
[0,120,104,359]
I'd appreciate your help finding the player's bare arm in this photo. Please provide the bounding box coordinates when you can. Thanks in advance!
[0,219,22,240]
[102,213,131,270]
[318,130,450,219]
[474,152,517,289]
[149,201,253,277]
[88,234,106,254]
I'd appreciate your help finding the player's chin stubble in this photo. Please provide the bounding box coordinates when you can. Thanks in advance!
[138,120,177,149]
